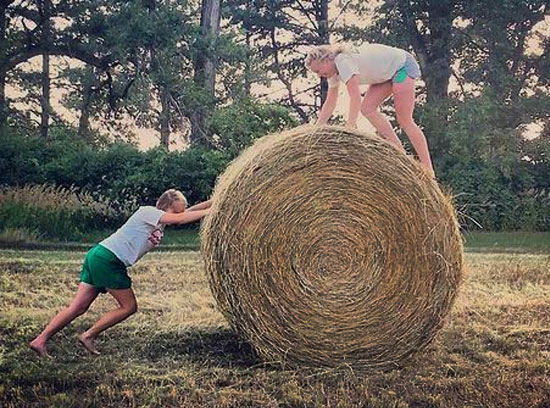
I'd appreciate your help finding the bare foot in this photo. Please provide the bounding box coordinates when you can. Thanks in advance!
[29,340,50,358]
[78,333,100,355]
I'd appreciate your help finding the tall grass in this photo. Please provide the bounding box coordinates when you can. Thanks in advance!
[0,184,136,242]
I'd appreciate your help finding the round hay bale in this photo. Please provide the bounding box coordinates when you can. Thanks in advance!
[201,125,464,370]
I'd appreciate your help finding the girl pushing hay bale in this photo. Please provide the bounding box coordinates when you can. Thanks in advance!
[30,190,211,358]
[202,125,464,370]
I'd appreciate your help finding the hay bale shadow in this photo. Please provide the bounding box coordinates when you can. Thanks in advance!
[143,328,262,368]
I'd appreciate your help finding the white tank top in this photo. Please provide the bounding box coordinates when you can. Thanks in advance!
[328,43,407,87]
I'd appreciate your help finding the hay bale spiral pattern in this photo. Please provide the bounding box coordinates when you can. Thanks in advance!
[201,126,464,370]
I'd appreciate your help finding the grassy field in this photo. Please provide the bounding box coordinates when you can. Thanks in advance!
[76,228,203,247]
[3,230,550,254]
[1,248,549,407]
[463,231,550,253]
[0,228,202,251]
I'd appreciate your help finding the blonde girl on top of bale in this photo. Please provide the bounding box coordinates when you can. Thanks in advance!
[305,43,435,178]
[30,189,211,358]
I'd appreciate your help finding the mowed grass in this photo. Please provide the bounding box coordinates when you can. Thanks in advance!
[464,231,550,253]
[1,249,549,407]
[3,230,550,254]
[78,228,202,247]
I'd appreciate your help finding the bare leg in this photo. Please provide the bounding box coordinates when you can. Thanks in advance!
[361,81,406,152]
[78,288,137,355]
[393,77,435,177]
[30,283,99,358]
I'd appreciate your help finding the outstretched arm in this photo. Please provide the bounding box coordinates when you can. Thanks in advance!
[187,200,212,212]
[160,209,210,225]
[346,75,361,128]
[316,86,339,125]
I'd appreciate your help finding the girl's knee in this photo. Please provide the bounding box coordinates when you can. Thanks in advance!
[396,114,415,129]
[124,303,137,316]
[361,106,379,121]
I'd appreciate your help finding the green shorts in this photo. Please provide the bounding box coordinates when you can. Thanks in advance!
[393,67,408,83]
[80,244,131,293]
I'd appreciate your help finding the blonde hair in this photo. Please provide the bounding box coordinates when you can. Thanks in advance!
[304,43,354,70]
[156,189,187,211]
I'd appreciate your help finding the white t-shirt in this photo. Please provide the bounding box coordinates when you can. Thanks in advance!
[100,206,166,266]
[328,43,408,88]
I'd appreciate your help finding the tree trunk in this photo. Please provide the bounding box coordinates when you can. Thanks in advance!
[0,2,8,127]
[424,3,452,103]
[40,0,52,140]
[243,31,251,97]
[401,0,453,103]
[196,0,220,94]
[159,85,170,149]
[318,0,329,106]
[191,0,221,145]
[77,93,91,141]
[40,52,50,139]
[0,69,5,127]
[149,36,172,150]
[78,71,93,142]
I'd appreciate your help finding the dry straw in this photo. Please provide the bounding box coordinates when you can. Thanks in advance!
[201,125,464,370]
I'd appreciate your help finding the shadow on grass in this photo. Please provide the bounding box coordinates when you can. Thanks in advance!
[142,327,262,368]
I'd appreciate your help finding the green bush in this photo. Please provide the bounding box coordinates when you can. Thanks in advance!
[0,184,130,241]
[1,95,549,233]
[209,98,299,156]
[0,129,232,208]
[441,159,550,231]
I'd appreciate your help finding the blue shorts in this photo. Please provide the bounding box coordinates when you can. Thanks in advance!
[393,52,421,83]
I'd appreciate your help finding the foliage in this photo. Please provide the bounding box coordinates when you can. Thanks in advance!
[0,184,129,241]
[209,98,299,155]
[1,1,549,232]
